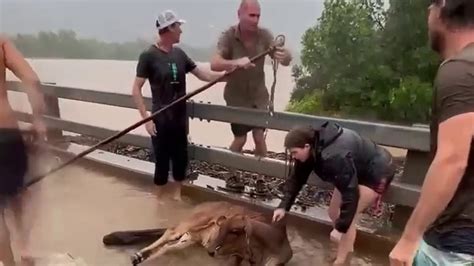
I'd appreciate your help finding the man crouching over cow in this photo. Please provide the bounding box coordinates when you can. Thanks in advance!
[272,122,396,265]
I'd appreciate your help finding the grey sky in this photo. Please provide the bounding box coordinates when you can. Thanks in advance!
[0,0,325,51]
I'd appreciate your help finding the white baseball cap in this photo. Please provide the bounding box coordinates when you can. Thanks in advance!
[156,10,186,30]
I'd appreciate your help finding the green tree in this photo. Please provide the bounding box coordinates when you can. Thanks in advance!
[289,0,438,124]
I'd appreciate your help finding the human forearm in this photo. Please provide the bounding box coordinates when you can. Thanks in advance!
[278,161,312,211]
[25,80,45,118]
[132,87,149,119]
[278,177,303,211]
[192,66,225,82]
[210,54,239,72]
[401,159,465,241]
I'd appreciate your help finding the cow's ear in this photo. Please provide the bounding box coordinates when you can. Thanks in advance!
[216,216,227,226]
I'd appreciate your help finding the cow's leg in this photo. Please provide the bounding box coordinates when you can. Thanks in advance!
[144,232,196,261]
[131,228,182,264]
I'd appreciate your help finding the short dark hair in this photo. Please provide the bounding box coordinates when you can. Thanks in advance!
[284,125,315,149]
[158,27,170,35]
[434,0,474,28]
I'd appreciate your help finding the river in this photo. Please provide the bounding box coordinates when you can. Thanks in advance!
[7,58,295,153]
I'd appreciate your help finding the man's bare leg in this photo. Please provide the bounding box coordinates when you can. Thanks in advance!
[10,187,38,263]
[169,182,182,201]
[252,128,267,158]
[229,135,247,153]
[333,185,378,265]
[0,206,15,266]
[154,185,167,205]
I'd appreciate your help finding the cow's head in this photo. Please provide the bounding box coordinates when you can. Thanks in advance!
[207,215,248,258]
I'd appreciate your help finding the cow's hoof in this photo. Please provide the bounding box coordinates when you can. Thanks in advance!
[131,252,144,265]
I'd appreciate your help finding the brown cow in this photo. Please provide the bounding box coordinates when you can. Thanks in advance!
[130,201,266,265]
[207,214,293,266]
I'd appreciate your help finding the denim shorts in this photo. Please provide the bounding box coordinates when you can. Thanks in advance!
[414,239,474,266]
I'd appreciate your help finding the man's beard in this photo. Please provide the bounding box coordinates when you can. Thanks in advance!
[429,28,445,54]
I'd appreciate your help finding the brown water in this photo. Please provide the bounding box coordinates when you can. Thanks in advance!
[5,162,390,266]
[6,58,294,153]
[5,58,407,157]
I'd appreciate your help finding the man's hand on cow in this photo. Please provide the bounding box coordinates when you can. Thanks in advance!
[272,208,286,223]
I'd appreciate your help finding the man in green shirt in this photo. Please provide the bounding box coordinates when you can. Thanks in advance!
[210,0,292,189]
[390,0,474,265]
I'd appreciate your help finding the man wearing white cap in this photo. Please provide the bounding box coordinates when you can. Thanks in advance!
[132,10,223,202]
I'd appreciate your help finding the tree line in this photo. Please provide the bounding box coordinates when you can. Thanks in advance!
[288,0,437,124]
[9,30,213,62]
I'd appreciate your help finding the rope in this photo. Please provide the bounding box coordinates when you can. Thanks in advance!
[263,34,285,142]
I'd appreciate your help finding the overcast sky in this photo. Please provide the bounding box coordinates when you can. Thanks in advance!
[0,0,328,51]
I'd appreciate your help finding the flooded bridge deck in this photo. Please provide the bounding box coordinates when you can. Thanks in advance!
[13,153,392,266]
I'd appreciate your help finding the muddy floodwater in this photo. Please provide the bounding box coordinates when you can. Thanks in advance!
[5,163,390,266]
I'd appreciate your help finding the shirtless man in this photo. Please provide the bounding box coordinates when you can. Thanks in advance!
[0,35,47,266]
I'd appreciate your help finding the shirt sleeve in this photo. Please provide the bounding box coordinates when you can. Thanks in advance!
[323,152,359,234]
[136,51,150,79]
[216,29,232,60]
[277,159,313,211]
[180,48,197,73]
[437,60,474,123]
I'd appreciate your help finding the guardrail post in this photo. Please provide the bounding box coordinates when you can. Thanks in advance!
[44,94,63,142]
[392,124,431,229]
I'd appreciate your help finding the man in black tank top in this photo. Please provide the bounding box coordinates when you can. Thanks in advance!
[390,1,474,265]
[272,121,396,265]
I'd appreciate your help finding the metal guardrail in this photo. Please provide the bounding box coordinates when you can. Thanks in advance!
[7,81,429,208]
[7,82,430,151]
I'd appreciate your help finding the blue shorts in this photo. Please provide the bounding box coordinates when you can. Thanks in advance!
[414,239,474,266]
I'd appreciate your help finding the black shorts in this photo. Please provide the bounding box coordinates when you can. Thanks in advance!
[0,128,28,197]
[360,148,396,195]
[151,122,188,186]
[230,105,265,137]
[230,123,265,137]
